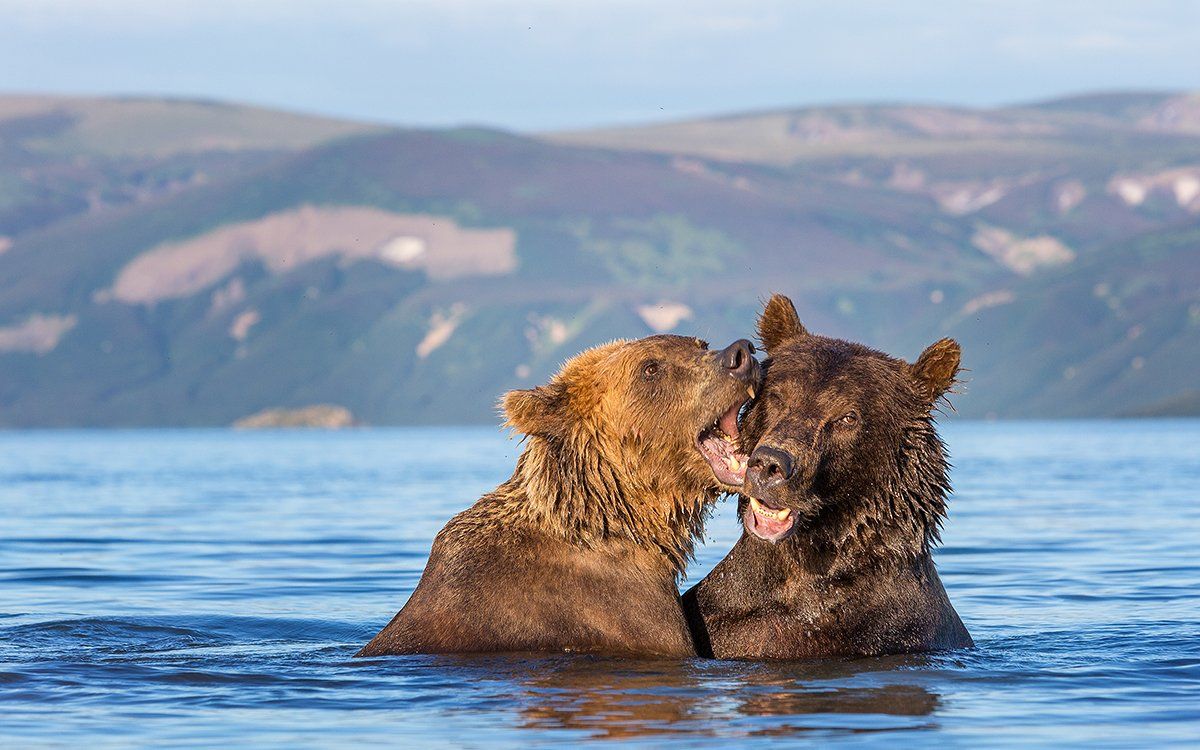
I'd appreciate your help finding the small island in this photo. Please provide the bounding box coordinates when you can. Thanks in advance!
[232,404,357,429]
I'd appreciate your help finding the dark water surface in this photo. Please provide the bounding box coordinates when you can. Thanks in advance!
[2,422,1198,747]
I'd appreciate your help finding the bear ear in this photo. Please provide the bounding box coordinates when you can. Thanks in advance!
[501,382,567,437]
[909,338,961,404]
[757,294,808,352]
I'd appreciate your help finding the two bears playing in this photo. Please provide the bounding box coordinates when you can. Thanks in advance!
[358,295,972,659]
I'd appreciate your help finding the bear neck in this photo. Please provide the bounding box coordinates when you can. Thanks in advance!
[505,432,711,577]
[784,416,950,577]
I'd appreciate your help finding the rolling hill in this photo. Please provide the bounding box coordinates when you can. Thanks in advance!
[1,92,1197,425]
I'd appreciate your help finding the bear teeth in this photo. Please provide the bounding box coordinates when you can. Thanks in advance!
[749,496,791,521]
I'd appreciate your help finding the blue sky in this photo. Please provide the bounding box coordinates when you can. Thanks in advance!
[1,0,1198,130]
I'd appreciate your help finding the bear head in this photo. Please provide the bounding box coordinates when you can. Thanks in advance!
[501,334,763,567]
[739,295,959,559]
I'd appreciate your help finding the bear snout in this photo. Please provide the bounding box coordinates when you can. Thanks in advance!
[717,339,758,383]
[744,444,794,496]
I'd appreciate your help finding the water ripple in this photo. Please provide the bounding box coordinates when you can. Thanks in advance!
[1,424,1198,746]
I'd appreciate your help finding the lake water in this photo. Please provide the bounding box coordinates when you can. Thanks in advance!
[1,422,1198,747]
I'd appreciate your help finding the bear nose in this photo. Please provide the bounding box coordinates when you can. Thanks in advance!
[746,445,793,491]
[718,339,756,379]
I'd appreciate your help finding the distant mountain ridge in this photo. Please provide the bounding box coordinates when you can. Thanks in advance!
[548,90,1200,163]
[1,91,1197,425]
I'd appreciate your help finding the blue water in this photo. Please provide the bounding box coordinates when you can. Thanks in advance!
[1,422,1198,748]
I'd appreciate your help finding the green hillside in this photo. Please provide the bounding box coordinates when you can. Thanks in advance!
[0,95,381,157]
[1,93,1197,425]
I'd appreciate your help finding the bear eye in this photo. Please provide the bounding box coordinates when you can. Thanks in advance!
[641,360,661,380]
[837,411,859,427]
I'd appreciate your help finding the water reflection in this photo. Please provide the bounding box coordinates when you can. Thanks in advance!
[501,654,942,740]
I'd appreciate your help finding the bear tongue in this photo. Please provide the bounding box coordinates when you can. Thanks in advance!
[718,403,740,440]
[746,497,795,541]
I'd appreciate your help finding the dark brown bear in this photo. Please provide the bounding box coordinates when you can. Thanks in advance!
[683,295,972,659]
[358,334,761,657]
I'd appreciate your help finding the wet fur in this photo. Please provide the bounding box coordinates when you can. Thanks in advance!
[359,335,755,657]
[683,296,972,659]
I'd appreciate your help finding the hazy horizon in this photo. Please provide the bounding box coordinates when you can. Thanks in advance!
[2,0,1198,131]
[3,85,1191,134]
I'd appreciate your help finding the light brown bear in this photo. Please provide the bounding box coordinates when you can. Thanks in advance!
[358,334,761,657]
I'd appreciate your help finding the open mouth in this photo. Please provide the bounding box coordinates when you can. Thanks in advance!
[743,496,796,542]
[696,397,752,488]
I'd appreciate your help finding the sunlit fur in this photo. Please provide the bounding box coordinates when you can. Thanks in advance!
[359,334,758,657]
[495,338,730,572]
